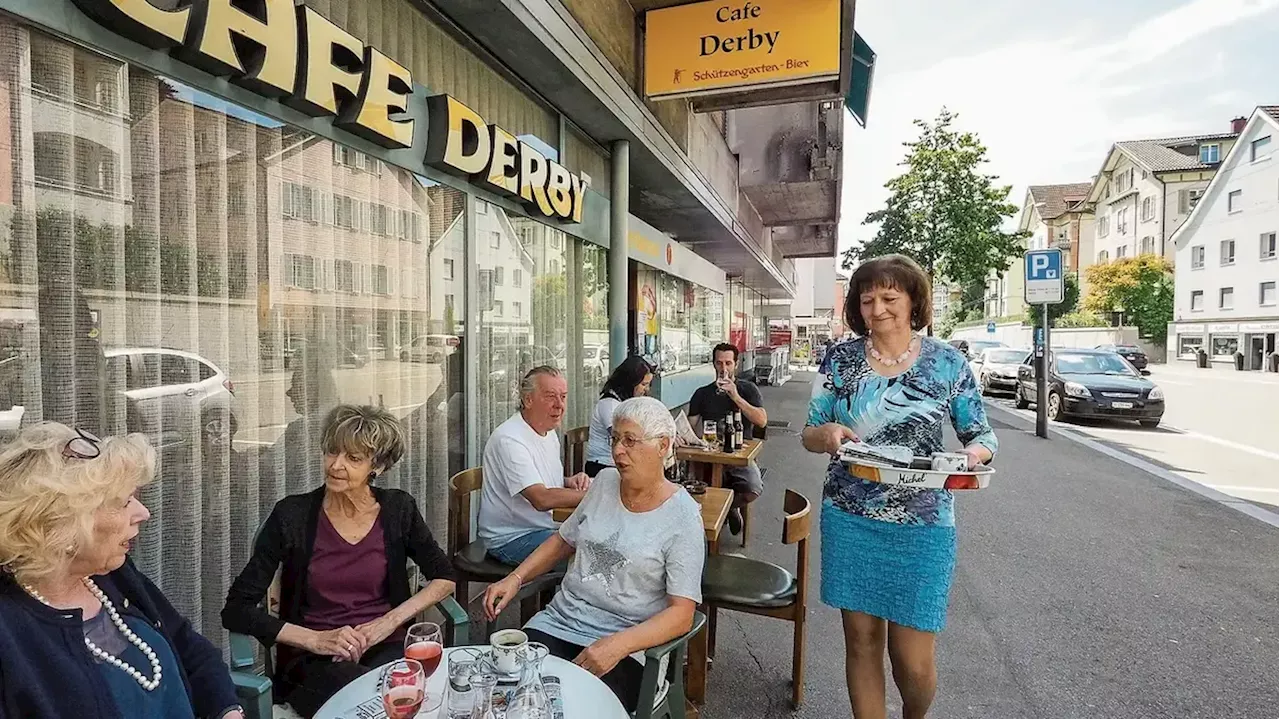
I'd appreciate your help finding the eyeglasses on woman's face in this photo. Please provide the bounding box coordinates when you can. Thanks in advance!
[609,433,662,450]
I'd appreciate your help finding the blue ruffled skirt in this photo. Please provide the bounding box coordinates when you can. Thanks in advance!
[819,499,957,633]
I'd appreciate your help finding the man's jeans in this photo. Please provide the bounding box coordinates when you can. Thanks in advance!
[488,529,557,566]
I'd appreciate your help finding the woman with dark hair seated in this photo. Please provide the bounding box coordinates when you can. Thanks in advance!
[222,405,456,718]
[584,355,655,477]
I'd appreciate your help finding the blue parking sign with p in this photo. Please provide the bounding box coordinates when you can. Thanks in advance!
[1024,248,1065,304]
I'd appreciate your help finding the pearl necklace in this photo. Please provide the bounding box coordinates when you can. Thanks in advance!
[23,578,163,691]
[868,336,917,366]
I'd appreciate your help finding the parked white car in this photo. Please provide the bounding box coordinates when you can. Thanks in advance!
[105,348,237,446]
[973,347,1031,396]
[402,335,459,363]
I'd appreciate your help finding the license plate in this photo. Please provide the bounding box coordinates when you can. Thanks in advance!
[1111,401,1133,409]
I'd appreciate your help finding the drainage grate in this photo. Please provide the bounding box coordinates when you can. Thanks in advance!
[767,420,791,429]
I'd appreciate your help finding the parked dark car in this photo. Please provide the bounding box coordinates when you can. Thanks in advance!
[1095,343,1149,371]
[1015,348,1165,428]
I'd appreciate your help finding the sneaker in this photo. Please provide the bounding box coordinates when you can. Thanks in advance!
[726,507,743,535]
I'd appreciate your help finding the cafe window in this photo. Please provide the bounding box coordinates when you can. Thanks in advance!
[0,18,464,645]
[1177,334,1203,357]
[1212,335,1239,357]
[661,275,692,374]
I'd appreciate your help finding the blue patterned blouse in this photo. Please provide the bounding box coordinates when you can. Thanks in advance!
[807,336,998,527]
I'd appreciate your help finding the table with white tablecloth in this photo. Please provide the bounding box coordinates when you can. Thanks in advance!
[315,645,629,718]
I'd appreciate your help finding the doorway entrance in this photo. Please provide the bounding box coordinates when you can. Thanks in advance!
[1250,335,1264,370]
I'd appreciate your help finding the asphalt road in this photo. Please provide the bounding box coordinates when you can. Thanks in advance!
[701,372,1278,719]
[983,363,1279,507]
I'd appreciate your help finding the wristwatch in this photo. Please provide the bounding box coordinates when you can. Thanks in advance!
[216,706,245,719]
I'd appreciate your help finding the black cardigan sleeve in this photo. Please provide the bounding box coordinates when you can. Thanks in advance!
[221,503,288,644]
[126,560,240,718]
[403,496,455,583]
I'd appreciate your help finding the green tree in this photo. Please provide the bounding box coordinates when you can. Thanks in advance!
[531,274,566,325]
[841,108,1027,333]
[1083,255,1174,343]
[1024,272,1081,328]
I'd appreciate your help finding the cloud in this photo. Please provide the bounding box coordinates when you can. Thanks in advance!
[839,0,1278,258]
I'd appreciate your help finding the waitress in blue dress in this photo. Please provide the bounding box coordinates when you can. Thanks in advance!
[802,254,997,719]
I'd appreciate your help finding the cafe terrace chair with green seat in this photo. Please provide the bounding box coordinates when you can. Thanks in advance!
[226,523,470,719]
[700,489,811,708]
[447,468,565,637]
[633,611,707,719]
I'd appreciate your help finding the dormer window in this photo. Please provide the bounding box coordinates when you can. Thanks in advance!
[1199,144,1221,163]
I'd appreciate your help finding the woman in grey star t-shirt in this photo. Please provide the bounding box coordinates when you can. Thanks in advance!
[484,397,705,712]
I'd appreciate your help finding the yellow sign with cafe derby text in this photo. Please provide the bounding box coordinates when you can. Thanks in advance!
[644,0,842,100]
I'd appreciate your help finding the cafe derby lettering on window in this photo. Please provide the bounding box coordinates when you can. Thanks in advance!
[70,0,584,223]
[644,0,841,100]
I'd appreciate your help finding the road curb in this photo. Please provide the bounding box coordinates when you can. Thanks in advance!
[984,401,1280,528]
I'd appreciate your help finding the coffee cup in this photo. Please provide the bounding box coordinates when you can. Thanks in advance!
[489,629,528,674]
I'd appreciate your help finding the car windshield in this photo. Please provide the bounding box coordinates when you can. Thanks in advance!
[970,341,1003,353]
[985,349,1027,364]
[1055,353,1137,376]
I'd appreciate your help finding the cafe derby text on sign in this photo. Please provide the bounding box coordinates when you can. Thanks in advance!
[70,0,585,223]
[644,0,842,100]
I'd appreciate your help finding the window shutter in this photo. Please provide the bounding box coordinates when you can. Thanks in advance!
[1178,189,1189,214]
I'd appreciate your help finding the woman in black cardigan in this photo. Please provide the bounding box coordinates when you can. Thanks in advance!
[222,405,455,717]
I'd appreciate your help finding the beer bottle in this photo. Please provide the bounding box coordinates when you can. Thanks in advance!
[733,411,744,450]
[721,418,733,453]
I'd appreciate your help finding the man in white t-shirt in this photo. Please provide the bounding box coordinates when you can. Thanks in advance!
[480,366,591,565]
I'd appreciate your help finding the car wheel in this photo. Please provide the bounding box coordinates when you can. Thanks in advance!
[1014,384,1029,409]
[980,376,990,396]
[400,351,410,363]
[1139,418,1161,429]
[1046,392,1062,421]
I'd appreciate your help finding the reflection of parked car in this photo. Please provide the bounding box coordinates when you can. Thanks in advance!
[402,335,459,363]
[1014,348,1164,428]
[489,345,561,398]
[105,348,238,445]
[973,348,1030,395]
[582,344,609,383]
[283,338,366,369]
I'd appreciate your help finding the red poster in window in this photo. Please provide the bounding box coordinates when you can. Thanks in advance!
[730,312,746,351]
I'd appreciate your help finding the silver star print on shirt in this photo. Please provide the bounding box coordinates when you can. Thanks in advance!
[580,528,629,596]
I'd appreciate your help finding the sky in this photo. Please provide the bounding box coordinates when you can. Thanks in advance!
[836,0,1280,264]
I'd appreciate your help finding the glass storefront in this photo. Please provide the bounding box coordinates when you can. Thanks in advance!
[633,264,723,378]
[0,17,607,645]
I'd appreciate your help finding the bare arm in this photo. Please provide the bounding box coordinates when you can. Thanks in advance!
[573,597,697,676]
[483,533,575,620]
[520,483,586,512]
[734,397,767,430]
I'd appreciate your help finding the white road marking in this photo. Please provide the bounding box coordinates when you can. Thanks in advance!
[1206,484,1280,495]
[1157,424,1280,460]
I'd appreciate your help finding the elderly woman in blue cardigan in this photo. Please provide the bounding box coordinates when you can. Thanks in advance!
[802,255,997,719]
[0,423,243,719]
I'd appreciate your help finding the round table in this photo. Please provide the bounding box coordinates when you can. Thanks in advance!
[314,646,629,718]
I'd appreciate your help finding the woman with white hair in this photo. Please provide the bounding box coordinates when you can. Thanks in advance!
[0,423,244,718]
[483,396,705,712]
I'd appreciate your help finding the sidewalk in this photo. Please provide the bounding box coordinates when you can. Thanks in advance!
[702,371,1278,719]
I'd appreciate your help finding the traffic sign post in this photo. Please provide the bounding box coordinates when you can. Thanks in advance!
[1025,249,1064,439]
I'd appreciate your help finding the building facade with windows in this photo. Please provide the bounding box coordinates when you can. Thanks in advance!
[991,182,1095,320]
[1169,106,1279,369]
[0,0,868,650]
[1079,120,1246,276]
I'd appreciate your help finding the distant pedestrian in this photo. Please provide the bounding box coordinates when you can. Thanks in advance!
[802,254,997,719]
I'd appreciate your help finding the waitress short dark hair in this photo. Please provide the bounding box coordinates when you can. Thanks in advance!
[845,254,933,336]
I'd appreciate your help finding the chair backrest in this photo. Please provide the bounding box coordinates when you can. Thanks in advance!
[448,467,484,556]
[563,425,589,476]
[752,424,767,440]
[781,489,811,546]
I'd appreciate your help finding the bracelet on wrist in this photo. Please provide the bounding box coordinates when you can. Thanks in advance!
[512,572,525,586]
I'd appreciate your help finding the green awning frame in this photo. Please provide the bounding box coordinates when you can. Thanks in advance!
[845,31,876,128]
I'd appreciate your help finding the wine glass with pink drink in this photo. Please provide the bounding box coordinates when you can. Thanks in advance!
[404,621,444,711]
[379,659,426,719]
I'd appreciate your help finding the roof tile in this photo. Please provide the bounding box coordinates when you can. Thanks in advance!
[1029,182,1094,219]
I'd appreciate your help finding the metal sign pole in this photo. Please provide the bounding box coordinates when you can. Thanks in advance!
[1037,303,1049,439]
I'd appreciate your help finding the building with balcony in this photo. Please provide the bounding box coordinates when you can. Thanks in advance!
[1078,119,1247,275]
[991,182,1095,319]
[1168,106,1279,369]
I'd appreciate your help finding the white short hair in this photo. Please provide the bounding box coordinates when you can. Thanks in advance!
[612,397,677,458]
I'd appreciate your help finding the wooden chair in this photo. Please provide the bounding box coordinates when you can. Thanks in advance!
[563,425,590,476]
[448,468,564,636]
[633,612,706,719]
[700,489,811,707]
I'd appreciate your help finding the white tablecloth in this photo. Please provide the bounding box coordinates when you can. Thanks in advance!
[315,646,629,718]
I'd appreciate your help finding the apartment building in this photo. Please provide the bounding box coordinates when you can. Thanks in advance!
[1169,106,1279,369]
[991,182,1094,319]
[1080,120,1246,274]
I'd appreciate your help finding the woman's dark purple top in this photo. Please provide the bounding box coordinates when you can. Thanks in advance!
[301,511,397,633]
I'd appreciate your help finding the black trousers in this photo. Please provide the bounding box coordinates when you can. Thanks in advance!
[584,460,610,478]
[523,628,645,712]
[278,639,405,718]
